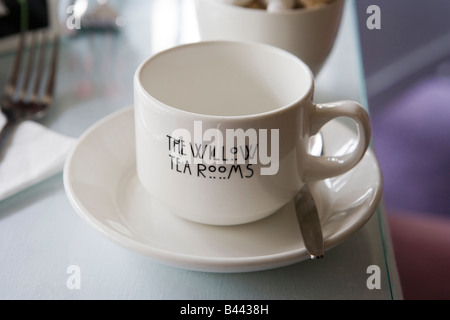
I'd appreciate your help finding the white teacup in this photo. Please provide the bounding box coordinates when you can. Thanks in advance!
[134,41,370,226]
[195,0,344,75]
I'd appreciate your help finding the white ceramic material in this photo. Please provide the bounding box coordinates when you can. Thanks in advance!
[195,0,344,75]
[134,41,371,226]
[64,107,382,273]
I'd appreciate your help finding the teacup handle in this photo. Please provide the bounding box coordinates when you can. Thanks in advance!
[305,100,371,181]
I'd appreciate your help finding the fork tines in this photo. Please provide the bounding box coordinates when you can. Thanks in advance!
[5,31,60,108]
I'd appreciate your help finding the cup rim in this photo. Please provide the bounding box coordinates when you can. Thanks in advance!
[134,40,315,120]
[195,0,344,16]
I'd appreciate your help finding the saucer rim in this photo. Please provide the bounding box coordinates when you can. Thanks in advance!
[64,106,383,273]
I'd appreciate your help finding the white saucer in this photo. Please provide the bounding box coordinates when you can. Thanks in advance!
[64,107,382,273]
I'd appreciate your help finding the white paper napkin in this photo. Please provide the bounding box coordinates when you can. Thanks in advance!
[0,113,77,201]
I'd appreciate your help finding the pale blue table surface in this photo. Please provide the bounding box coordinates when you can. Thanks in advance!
[0,0,402,300]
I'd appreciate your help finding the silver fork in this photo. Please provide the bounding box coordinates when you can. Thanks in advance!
[0,31,60,161]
